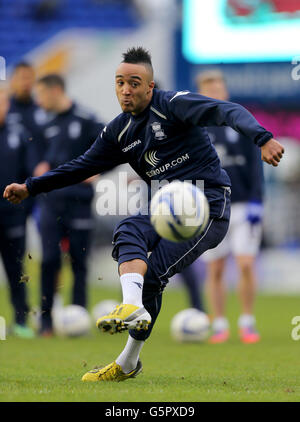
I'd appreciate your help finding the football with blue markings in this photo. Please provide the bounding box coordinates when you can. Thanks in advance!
[170,308,210,343]
[150,181,209,242]
[53,305,91,337]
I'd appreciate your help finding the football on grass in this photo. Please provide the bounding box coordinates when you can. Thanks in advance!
[91,299,119,323]
[53,305,91,337]
[170,308,210,342]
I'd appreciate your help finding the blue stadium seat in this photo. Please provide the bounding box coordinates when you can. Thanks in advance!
[0,0,138,66]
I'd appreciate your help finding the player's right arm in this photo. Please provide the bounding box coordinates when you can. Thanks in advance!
[3,126,126,204]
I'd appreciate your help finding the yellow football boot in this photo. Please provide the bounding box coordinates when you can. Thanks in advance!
[82,360,142,382]
[96,304,151,334]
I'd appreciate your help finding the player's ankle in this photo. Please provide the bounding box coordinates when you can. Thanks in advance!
[238,314,256,328]
[122,300,144,307]
[116,335,144,373]
[116,359,137,374]
[212,316,229,332]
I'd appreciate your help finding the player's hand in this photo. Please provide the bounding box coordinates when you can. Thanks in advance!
[3,183,29,204]
[261,138,284,166]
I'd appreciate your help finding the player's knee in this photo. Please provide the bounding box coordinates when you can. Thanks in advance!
[119,259,148,276]
[207,260,225,283]
[112,229,148,265]
[42,256,60,268]
[113,219,144,245]
[236,256,255,275]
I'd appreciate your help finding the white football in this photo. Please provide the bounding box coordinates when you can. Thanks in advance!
[170,308,210,342]
[91,300,119,323]
[53,305,91,337]
[150,181,209,242]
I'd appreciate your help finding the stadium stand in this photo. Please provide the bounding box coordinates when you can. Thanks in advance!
[0,0,139,65]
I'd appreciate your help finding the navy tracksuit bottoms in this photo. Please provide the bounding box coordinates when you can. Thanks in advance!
[0,220,28,325]
[38,197,93,329]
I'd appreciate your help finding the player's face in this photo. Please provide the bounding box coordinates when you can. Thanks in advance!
[11,67,35,100]
[115,62,154,115]
[34,83,58,111]
[200,79,229,102]
[0,90,9,124]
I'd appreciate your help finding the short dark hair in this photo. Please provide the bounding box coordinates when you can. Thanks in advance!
[13,61,34,72]
[122,47,153,75]
[37,73,65,90]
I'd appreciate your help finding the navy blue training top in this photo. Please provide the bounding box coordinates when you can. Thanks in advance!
[26,89,272,217]
[8,96,50,163]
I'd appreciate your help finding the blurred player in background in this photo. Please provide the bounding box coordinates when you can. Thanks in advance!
[198,70,264,344]
[8,62,49,158]
[4,48,284,380]
[33,74,104,336]
[177,262,206,311]
[0,86,35,338]
[8,62,49,218]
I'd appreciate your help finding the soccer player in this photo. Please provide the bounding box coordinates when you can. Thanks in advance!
[198,70,264,344]
[32,74,104,336]
[4,47,284,380]
[178,260,206,311]
[8,62,49,167]
[8,62,49,217]
[0,86,35,338]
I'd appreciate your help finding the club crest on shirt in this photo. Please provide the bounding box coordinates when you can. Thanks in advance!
[34,108,50,125]
[44,125,60,139]
[68,121,82,139]
[151,121,167,140]
[7,132,20,149]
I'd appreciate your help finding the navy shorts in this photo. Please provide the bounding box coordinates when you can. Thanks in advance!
[112,187,230,289]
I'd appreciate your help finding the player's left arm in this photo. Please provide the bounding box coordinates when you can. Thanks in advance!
[168,92,284,166]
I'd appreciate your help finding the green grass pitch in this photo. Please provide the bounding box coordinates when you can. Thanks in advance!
[0,258,300,402]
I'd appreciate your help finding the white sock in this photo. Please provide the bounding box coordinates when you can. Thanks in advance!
[116,335,144,374]
[238,314,256,328]
[120,273,144,307]
[212,317,229,332]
